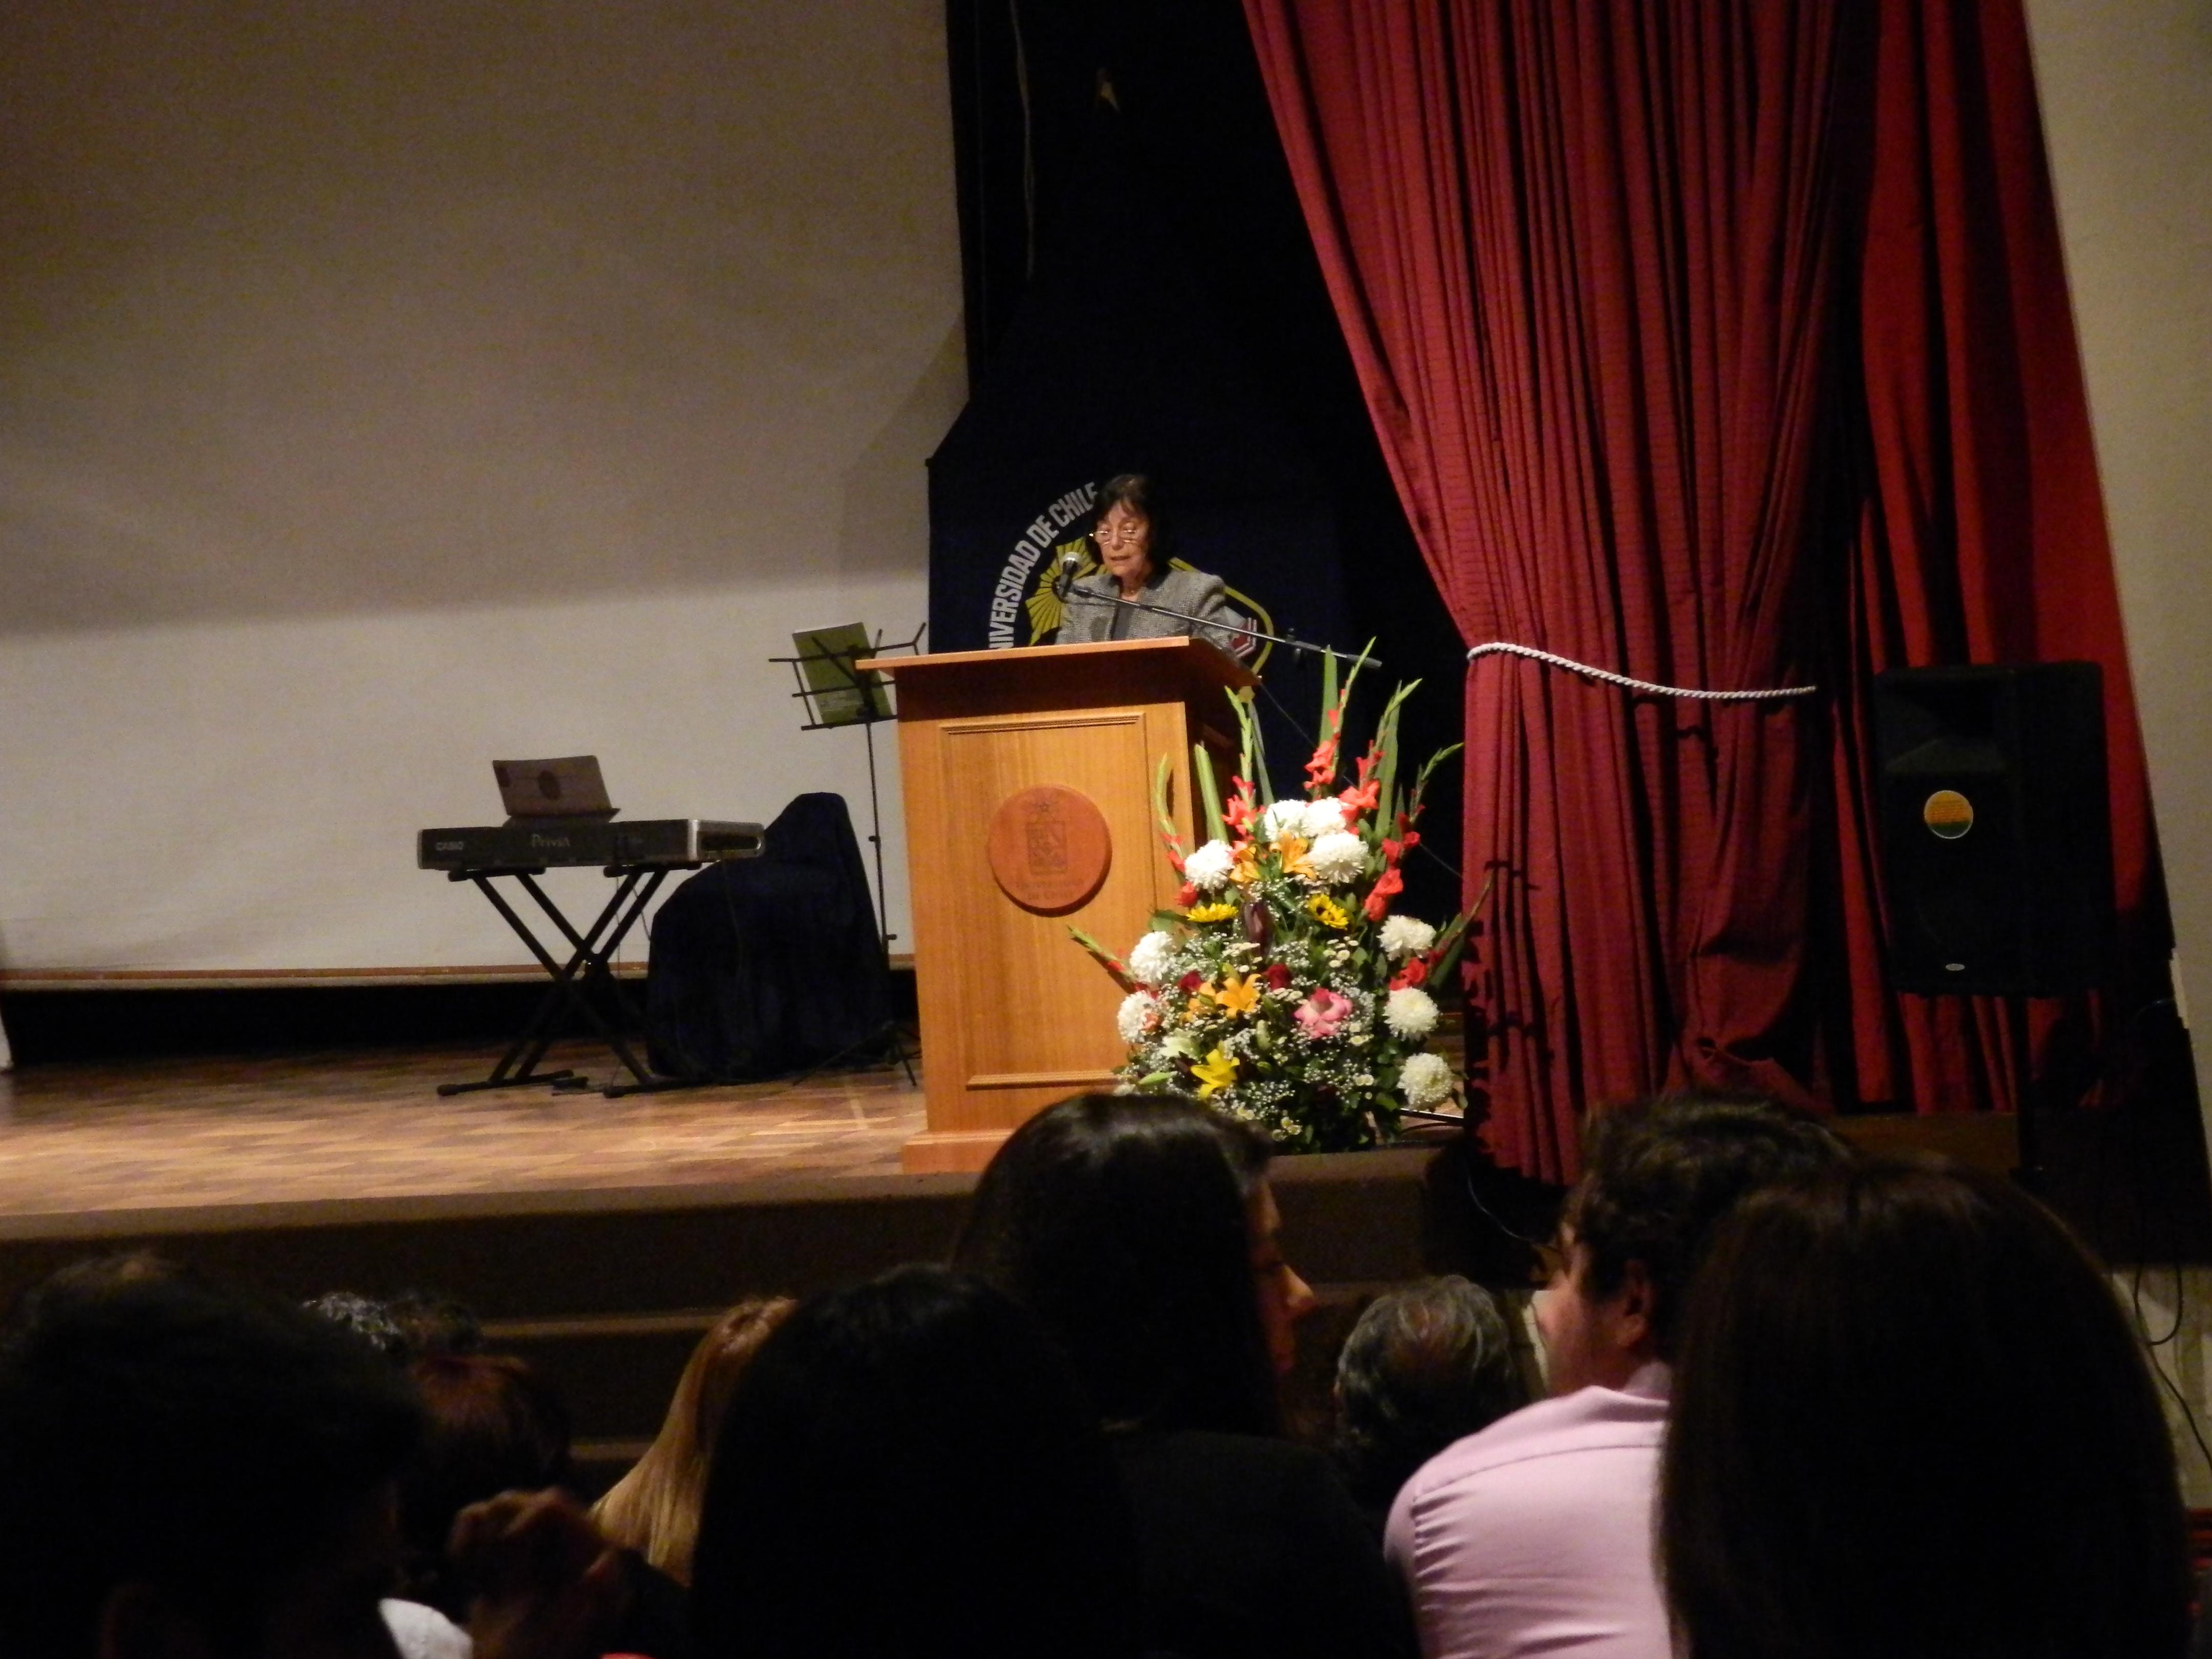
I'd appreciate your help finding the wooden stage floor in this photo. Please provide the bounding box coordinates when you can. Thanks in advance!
[0,1043,926,1218]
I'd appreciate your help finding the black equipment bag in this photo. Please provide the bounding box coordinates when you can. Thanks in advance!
[646,792,891,1080]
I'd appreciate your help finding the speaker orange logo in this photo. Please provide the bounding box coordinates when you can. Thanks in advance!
[1923,789,1974,840]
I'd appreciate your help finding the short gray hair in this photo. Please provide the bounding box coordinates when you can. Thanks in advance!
[1334,1276,1522,1503]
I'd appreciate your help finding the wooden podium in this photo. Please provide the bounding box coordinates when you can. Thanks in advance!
[862,639,1257,1173]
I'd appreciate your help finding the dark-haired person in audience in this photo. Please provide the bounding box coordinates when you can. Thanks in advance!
[397,1353,572,1620]
[305,1289,482,1370]
[955,1092,1413,1659]
[306,1291,413,1364]
[1388,1093,1850,1659]
[386,1290,484,1360]
[690,1265,1141,1659]
[403,1352,690,1659]
[1333,1275,1525,1536]
[0,1257,423,1659]
[1663,1157,2190,1659]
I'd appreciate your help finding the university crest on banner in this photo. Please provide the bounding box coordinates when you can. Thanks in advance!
[926,115,1356,791]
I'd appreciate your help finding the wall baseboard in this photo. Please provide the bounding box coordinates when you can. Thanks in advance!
[0,955,916,992]
[0,969,919,1065]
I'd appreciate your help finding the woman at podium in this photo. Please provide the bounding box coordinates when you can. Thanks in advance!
[1058,474,1249,657]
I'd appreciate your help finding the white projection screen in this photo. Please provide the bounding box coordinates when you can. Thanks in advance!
[0,1,964,977]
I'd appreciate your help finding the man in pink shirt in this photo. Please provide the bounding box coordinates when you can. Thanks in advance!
[1386,1095,1849,1659]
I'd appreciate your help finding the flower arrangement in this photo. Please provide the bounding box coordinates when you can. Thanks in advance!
[1072,652,1482,1152]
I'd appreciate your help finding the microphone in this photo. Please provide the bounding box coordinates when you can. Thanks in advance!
[1052,548,1083,600]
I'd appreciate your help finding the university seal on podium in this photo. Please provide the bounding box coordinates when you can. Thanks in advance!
[986,785,1112,914]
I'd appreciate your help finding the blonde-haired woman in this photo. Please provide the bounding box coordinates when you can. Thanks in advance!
[592,1295,796,1585]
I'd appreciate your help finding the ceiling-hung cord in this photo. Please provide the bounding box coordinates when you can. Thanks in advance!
[1008,0,1036,280]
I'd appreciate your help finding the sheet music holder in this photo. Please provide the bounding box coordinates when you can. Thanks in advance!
[772,621,926,1084]
[789,624,897,729]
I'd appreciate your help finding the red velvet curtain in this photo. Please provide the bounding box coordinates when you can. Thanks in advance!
[1244,1,1857,1180]
[1824,0,2165,1117]
[1243,0,2163,1178]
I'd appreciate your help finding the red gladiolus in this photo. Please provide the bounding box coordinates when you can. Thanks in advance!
[1364,865,1403,921]
[1179,971,1204,992]
[1303,740,1339,794]
[1390,956,1428,991]
[1225,776,1259,834]
[1263,962,1293,990]
[1337,750,1382,818]
[1178,882,1198,907]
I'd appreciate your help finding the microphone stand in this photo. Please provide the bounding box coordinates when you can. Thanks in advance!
[1058,582,1380,671]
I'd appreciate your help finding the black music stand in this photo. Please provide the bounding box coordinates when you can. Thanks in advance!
[438,858,688,1100]
[773,622,923,1084]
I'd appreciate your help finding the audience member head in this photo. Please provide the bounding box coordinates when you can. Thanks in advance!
[1334,1275,1525,1511]
[384,1290,483,1360]
[591,1295,796,1586]
[1662,1158,2190,1659]
[1541,1091,1849,1394]
[691,1265,1140,1659]
[303,1291,409,1363]
[397,1352,571,1617]
[953,1091,1309,1436]
[0,1257,422,1659]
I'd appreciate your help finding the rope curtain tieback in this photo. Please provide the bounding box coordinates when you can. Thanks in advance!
[1465,641,1819,701]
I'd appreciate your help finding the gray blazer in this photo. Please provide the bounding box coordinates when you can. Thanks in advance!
[1058,564,1248,657]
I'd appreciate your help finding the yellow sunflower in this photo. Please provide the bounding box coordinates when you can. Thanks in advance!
[1307,893,1351,929]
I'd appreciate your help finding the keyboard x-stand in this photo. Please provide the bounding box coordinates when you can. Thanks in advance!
[418,818,765,1099]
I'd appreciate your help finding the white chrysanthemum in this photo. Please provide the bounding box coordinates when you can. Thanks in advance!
[1385,986,1439,1040]
[1399,1051,1455,1108]
[1261,799,1308,842]
[1299,798,1349,839]
[1305,831,1368,885]
[1127,930,1176,985]
[1183,839,1236,891]
[1380,915,1437,961]
[1116,991,1157,1045]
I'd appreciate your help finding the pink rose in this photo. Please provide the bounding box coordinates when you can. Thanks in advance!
[1295,987,1353,1040]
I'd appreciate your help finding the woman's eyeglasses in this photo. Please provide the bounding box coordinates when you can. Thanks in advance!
[1093,518,1147,547]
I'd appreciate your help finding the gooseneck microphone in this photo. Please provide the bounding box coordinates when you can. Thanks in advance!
[1052,547,1084,600]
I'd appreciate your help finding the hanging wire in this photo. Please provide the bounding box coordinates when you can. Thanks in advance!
[1008,0,1036,280]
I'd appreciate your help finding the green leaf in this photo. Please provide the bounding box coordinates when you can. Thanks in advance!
[1226,687,1273,807]
[1194,742,1227,843]
[1152,753,1185,858]
[1406,741,1463,829]
[1066,925,1135,992]
[1373,679,1419,828]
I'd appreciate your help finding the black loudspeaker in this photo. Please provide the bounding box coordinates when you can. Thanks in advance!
[1872,664,2115,995]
